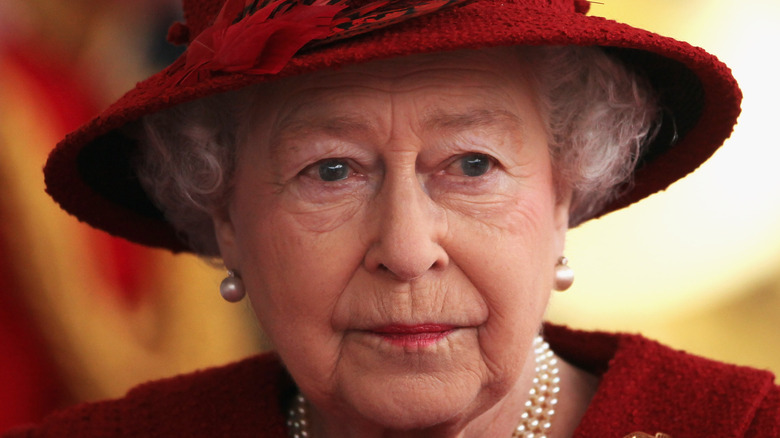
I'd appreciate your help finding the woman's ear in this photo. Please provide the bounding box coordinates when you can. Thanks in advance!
[212,210,239,269]
[554,186,572,232]
[552,185,572,253]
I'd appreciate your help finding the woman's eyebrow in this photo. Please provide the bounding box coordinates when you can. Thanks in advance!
[266,108,523,156]
[276,114,375,139]
[422,108,524,132]
[268,114,376,156]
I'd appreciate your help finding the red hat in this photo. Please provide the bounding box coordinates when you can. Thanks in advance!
[44,0,741,253]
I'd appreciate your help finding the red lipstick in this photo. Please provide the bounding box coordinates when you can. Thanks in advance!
[370,324,455,347]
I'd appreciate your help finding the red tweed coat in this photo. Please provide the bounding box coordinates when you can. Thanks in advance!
[5,325,779,437]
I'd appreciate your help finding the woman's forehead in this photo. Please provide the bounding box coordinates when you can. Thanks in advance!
[249,48,539,132]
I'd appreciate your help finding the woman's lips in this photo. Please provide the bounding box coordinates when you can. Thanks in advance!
[369,324,456,347]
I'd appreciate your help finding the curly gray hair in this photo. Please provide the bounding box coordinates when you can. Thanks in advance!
[135,46,659,256]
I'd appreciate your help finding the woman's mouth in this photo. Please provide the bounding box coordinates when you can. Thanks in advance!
[369,324,456,347]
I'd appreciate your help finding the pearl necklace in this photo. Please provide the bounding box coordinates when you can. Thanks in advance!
[287,336,560,438]
[513,336,560,437]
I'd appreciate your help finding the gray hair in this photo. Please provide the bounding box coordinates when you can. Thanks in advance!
[135,46,659,256]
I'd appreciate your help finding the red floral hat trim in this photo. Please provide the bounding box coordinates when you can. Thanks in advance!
[176,0,475,84]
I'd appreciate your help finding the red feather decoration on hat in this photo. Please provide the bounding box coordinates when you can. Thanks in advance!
[320,0,473,44]
[180,0,347,82]
[177,0,474,84]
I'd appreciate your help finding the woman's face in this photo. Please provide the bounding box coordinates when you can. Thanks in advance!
[214,48,571,434]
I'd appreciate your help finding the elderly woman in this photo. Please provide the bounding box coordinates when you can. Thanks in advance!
[7,0,779,437]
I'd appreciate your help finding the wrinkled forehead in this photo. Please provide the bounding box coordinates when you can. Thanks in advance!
[245,47,541,136]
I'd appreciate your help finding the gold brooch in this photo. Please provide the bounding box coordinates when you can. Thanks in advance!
[623,433,672,438]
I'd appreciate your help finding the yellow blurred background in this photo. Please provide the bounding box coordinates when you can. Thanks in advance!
[548,0,780,377]
[0,0,777,429]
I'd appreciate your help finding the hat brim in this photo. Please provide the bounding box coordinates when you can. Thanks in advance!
[44,0,741,252]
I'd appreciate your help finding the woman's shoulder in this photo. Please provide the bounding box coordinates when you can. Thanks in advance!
[545,323,780,438]
[748,384,780,437]
[3,352,293,438]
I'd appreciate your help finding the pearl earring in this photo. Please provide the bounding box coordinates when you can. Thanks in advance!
[219,270,246,302]
[553,257,574,292]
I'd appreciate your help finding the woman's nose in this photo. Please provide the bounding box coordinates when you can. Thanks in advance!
[363,171,449,281]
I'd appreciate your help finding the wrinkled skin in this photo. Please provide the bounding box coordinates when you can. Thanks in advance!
[214,48,577,437]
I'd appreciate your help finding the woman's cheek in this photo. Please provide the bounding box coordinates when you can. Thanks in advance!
[280,178,371,233]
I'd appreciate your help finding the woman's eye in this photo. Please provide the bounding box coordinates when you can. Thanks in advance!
[316,159,350,181]
[457,153,492,177]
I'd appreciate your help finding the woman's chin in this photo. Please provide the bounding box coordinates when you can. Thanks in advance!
[299,328,506,432]
[331,372,493,433]
[348,390,470,431]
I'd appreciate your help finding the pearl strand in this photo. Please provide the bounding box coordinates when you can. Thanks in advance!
[512,336,560,438]
[287,393,309,438]
[287,336,559,438]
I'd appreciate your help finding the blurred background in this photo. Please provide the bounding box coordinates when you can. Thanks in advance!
[547,0,780,377]
[0,0,778,431]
